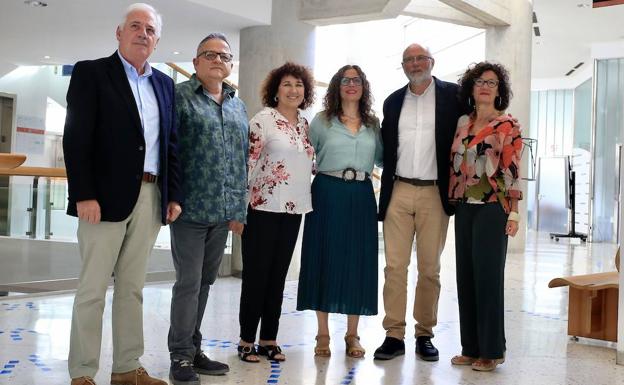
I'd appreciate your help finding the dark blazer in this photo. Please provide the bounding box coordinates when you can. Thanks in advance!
[378,77,462,221]
[63,52,182,224]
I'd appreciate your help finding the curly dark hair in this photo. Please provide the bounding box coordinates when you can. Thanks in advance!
[261,62,315,109]
[321,64,377,129]
[458,61,512,112]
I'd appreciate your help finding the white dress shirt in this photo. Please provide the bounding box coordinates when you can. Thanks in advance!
[396,80,437,180]
[117,51,160,176]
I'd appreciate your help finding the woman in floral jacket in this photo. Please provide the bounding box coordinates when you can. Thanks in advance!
[238,62,315,363]
[448,62,522,372]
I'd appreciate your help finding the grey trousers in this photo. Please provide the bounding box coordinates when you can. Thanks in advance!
[168,217,229,361]
[68,183,161,379]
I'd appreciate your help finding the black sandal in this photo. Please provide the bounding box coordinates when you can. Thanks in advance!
[257,345,286,361]
[237,344,260,363]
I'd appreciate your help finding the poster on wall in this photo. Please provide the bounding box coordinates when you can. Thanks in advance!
[15,115,45,155]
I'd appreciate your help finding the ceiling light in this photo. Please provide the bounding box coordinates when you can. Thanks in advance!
[43,55,50,59]
[24,0,48,7]
[173,51,180,55]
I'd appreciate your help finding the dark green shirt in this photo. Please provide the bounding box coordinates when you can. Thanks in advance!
[175,74,248,224]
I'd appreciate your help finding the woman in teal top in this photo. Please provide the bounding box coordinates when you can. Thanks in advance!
[297,64,382,359]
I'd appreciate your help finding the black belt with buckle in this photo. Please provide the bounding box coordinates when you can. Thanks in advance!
[396,176,437,186]
[320,168,369,182]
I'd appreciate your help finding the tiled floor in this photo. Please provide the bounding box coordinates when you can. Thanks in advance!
[1,231,623,385]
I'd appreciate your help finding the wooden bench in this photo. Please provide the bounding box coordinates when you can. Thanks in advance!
[548,249,620,342]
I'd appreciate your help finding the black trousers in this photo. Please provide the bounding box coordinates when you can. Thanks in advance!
[239,207,302,343]
[454,202,508,359]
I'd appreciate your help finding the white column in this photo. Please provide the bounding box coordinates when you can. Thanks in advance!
[485,0,533,252]
[618,158,624,364]
[234,0,316,278]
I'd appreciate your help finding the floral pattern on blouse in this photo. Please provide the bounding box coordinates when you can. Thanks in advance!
[449,114,523,213]
[248,107,314,214]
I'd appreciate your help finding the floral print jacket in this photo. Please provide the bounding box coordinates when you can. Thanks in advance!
[449,114,523,213]
[247,107,315,214]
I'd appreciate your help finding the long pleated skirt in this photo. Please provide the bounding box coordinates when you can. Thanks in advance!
[296,173,378,315]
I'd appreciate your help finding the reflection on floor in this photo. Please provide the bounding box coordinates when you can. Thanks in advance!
[1,232,623,385]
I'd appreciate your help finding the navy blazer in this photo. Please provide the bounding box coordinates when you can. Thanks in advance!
[63,52,182,224]
[378,77,462,221]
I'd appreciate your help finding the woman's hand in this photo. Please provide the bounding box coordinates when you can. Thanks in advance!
[505,220,519,237]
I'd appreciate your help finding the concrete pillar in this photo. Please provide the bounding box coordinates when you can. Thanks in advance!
[233,0,316,278]
[484,0,533,252]
[238,0,316,117]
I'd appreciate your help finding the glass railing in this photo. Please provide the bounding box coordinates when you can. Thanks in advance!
[0,178,232,253]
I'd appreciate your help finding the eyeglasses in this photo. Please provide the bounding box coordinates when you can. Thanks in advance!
[340,76,363,86]
[197,50,234,63]
[402,55,432,64]
[474,78,499,88]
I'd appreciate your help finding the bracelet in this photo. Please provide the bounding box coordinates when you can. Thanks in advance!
[508,211,520,222]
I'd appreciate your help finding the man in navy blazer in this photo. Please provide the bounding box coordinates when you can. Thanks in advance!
[374,43,462,362]
[63,4,181,385]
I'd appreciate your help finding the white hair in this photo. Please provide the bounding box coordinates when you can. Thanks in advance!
[119,3,163,37]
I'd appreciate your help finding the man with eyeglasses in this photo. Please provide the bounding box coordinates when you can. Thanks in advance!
[168,33,248,385]
[374,43,462,362]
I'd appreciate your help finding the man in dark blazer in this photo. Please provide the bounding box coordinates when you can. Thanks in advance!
[62,4,181,385]
[374,43,462,362]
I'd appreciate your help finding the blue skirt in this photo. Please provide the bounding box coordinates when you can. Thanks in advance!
[296,174,378,315]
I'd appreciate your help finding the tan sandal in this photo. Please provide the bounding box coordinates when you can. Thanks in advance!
[471,357,505,371]
[451,355,477,365]
[314,335,331,357]
[344,335,365,358]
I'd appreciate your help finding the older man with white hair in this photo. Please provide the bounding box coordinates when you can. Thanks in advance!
[63,3,181,385]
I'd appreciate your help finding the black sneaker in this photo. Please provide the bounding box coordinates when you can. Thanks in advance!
[193,351,229,375]
[169,359,200,385]
[373,337,405,360]
[415,336,439,361]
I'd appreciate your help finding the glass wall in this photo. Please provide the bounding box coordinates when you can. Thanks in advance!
[574,79,592,151]
[593,58,624,242]
[528,89,574,231]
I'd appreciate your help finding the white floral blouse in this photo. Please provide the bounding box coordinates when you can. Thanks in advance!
[247,107,314,214]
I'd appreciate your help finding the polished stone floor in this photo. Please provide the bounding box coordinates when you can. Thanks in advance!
[1,231,623,385]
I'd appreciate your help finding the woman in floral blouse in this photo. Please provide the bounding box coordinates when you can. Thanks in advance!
[448,62,522,372]
[237,62,315,363]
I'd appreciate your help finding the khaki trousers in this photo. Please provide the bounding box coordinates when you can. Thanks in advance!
[382,180,449,339]
[68,183,161,379]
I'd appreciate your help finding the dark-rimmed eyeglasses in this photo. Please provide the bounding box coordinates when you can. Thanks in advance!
[340,77,363,86]
[197,50,234,63]
[402,55,432,64]
[474,78,499,88]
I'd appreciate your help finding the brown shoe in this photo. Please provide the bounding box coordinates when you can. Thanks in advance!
[71,377,96,385]
[110,367,166,385]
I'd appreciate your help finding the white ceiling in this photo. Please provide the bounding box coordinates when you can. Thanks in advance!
[532,0,624,78]
[0,0,271,66]
[0,0,623,81]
